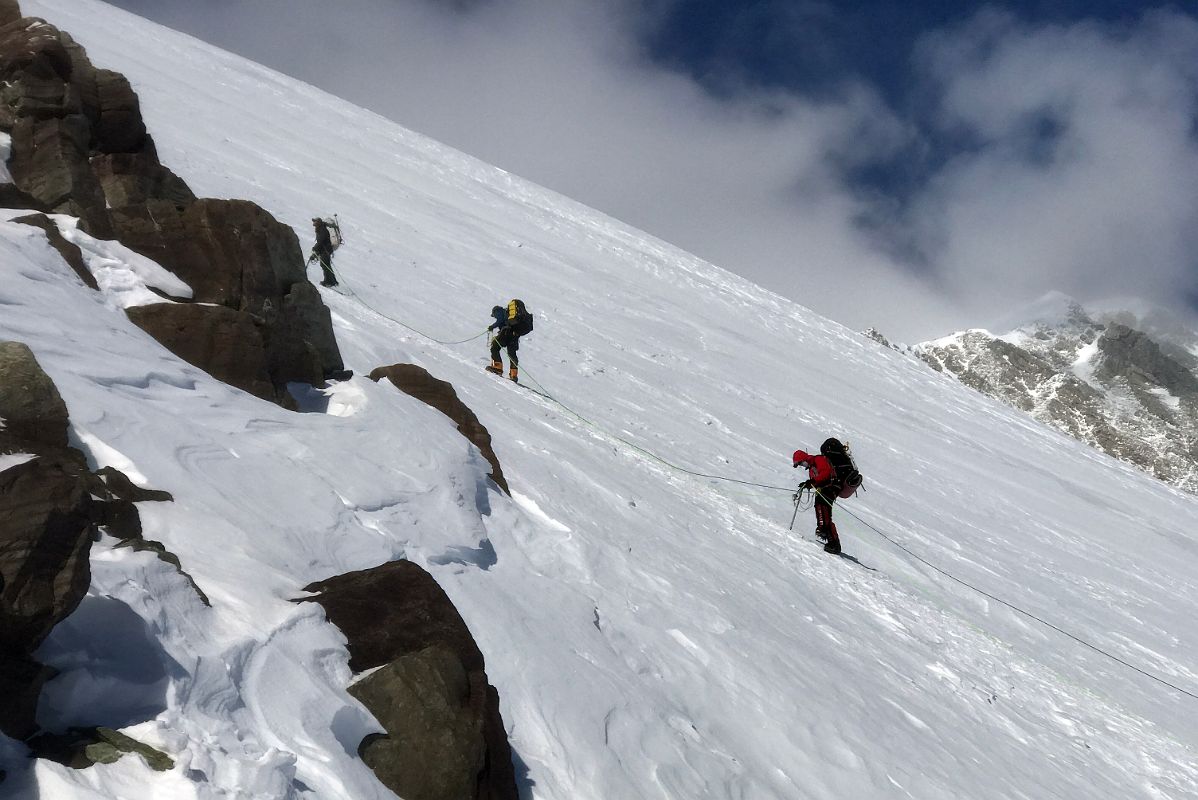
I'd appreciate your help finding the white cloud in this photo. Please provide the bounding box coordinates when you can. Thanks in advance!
[910,9,1198,332]
[103,1,1198,340]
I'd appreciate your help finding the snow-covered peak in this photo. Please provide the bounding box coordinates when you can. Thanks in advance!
[988,290,1093,336]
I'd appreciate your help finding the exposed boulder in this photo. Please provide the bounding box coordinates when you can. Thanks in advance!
[12,213,97,290]
[27,726,175,772]
[91,152,195,209]
[111,200,344,391]
[351,645,489,800]
[303,561,517,800]
[0,341,188,738]
[0,183,50,212]
[0,341,70,451]
[0,1,21,27]
[1097,324,1198,396]
[0,343,94,740]
[0,18,76,124]
[369,365,509,495]
[125,303,276,402]
[1,12,345,407]
[277,280,343,378]
[92,69,144,154]
[7,114,111,236]
[0,457,93,659]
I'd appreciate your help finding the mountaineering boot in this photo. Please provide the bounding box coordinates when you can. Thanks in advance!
[485,361,503,375]
[509,365,519,383]
[822,533,842,555]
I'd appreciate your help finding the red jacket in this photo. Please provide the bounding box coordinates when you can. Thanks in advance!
[793,449,835,485]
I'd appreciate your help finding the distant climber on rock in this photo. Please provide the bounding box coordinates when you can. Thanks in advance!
[792,438,863,554]
[308,215,342,287]
[486,299,534,382]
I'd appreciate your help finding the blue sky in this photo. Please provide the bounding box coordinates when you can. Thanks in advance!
[104,0,1198,339]
[647,1,1150,98]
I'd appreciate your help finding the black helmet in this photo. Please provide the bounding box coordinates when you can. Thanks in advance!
[491,305,504,315]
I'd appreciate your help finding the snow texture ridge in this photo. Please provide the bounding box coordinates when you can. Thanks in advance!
[3,1,1198,798]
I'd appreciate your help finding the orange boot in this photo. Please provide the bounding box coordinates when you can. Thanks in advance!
[508,365,519,383]
[485,360,503,375]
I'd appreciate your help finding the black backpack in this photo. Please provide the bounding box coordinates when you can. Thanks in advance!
[510,299,534,336]
[820,437,863,499]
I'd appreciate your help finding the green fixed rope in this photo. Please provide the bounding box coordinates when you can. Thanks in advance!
[519,366,793,493]
[333,271,489,346]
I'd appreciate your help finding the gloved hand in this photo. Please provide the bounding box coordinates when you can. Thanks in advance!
[798,480,813,490]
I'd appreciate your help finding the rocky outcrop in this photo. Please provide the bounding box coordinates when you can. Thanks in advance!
[28,726,175,772]
[0,7,344,405]
[0,340,70,449]
[915,303,1198,493]
[126,304,276,402]
[91,151,195,209]
[0,342,93,739]
[1096,324,1198,397]
[303,561,517,800]
[0,1,20,26]
[12,213,97,290]
[0,341,182,738]
[0,182,50,212]
[369,365,510,494]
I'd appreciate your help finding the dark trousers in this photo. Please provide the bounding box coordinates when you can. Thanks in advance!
[491,329,519,365]
[814,485,839,542]
[312,247,336,284]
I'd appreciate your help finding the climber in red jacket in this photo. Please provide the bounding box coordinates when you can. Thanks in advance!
[793,442,843,554]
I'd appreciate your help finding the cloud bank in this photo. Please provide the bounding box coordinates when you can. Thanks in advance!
[104,0,1198,341]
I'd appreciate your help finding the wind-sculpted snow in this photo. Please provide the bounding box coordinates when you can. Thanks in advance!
[5,1,1198,798]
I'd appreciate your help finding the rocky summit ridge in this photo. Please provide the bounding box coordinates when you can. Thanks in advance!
[907,295,1198,494]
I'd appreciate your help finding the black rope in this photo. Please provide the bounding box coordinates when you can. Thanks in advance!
[835,503,1198,702]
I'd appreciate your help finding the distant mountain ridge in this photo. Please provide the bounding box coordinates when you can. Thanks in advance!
[908,294,1198,494]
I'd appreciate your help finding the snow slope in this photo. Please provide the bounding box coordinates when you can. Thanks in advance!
[4,1,1198,797]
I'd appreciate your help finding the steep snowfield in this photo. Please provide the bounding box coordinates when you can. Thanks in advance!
[4,1,1198,798]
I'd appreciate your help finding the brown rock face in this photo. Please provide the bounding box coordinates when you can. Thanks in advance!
[109,199,300,312]
[1,11,344,404]
[369,365,509,494]
[0,342,182,738]
[0,182,49,212]
[91,152,195,209]
[0,456,93,657]
[0,1,21,27]
[304,561,517,800]
[111,200,344,387]
[0,342,94,740]
[351,645,488,800]
[8,114,111,236]
[93,69,145,154]
[126,303,277,402]
[0,341,70,450]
